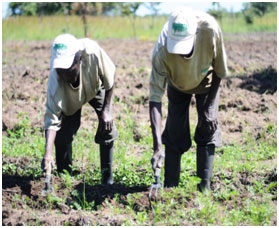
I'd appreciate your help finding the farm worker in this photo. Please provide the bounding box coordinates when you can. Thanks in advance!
[149,7,228,192]
[42,34,118,185]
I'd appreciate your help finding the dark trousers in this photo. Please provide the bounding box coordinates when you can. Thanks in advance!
[54,88,118,173]
[162,85,221,154]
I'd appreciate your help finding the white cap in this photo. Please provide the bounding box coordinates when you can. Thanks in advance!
[51,34,81,69]
[167,7,198,55]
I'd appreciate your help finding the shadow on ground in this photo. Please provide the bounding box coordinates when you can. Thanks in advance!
[2,174,34,197]
[71,182,149,210]
[238,66,276,94]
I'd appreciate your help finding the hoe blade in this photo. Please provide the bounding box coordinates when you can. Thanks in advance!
[41,174,54,195]
[149,182,162,200]
[41,161,54,196]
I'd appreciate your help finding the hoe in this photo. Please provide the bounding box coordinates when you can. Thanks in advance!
[149,166,162,200]
[41,160,54,195]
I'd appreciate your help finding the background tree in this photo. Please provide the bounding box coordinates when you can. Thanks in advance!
[144,2,161,29]
[100,2,121,16]
[120,3,142,38]
[81,3,89,37]
[249,2,277,16]
[36,2,68,16]
[9,2,38,16]
[8,2,121,16]
[242,2,277,24]
[207,2,228,26]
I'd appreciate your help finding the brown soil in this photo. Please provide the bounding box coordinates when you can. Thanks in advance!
[2,32,277,225]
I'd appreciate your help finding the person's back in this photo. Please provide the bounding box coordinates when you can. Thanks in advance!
[150,10,228,102]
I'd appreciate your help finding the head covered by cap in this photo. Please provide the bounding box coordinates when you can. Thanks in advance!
[51,34,82,69]
[167,7,198,55]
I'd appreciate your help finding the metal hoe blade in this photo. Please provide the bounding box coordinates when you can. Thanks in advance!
[149,182,162,199]
[41,161,54,196]
[148,175,162,200]
[42,174,54,195]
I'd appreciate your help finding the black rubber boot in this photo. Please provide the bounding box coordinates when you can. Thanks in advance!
[196,145,215,192]
[164,147,182,187]
[100,142,114,185]
[55,143,73,174]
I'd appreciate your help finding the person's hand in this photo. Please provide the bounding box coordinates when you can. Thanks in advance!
[99,110,113,133]
[41,155,54,176]
[151,148,165,177]
[198,108,218,135]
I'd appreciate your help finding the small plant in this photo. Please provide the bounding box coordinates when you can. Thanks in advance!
[70,189,95,210]
[46,194,63,209]
[7,112,32,138]
[2,163,17,175]
[244,199,274,225]
[213,189,239,202]
[194,195,218,225]
[60,170,74,190]
[12,194,20,208]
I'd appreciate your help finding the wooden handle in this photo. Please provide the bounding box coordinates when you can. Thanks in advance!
[45,160,52,176]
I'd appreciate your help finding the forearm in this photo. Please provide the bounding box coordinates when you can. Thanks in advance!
[149,101,163,151]
[102,85,114,112]
[205,71,221,109]
[44,129,57,157]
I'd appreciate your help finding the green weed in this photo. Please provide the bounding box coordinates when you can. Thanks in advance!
[2,106,277,225]
[60,170,74,190]
[70,189,95,210]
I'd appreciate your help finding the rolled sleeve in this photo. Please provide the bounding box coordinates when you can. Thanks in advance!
[44,93,62,131]
[98,47,115,90]
[149,52,168,103]
[44,73,62,131]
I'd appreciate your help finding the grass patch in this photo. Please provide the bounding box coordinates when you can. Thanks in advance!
[2,12,277,41]
[2,111,277,225]
[221,11,277,33]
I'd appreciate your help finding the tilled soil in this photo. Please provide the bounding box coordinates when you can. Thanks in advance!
[2,33,277,225]
[2,33,277,143]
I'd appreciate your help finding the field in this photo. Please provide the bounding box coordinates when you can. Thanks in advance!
[2,12,277,41]
[2,19,277,225]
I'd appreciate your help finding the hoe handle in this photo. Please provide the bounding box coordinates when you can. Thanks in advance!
[45,160,52,177]
[45,160,52,187]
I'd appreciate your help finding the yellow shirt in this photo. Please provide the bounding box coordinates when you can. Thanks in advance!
[150,12,228,102]
[45,38,115,131]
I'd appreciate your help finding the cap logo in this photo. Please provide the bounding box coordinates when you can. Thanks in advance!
[172,23,188,37]
[53,43,67,50]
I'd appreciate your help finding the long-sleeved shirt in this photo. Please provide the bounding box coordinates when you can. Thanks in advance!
[150,11,228,102]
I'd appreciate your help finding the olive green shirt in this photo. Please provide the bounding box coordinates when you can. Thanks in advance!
[45,38,115,131]
[150,12,228,102]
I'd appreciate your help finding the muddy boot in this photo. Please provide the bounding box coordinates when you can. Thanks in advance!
[164,147,182,188]
[196,145,215,192]
[100,142,114,185]
[55,143,73,174]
